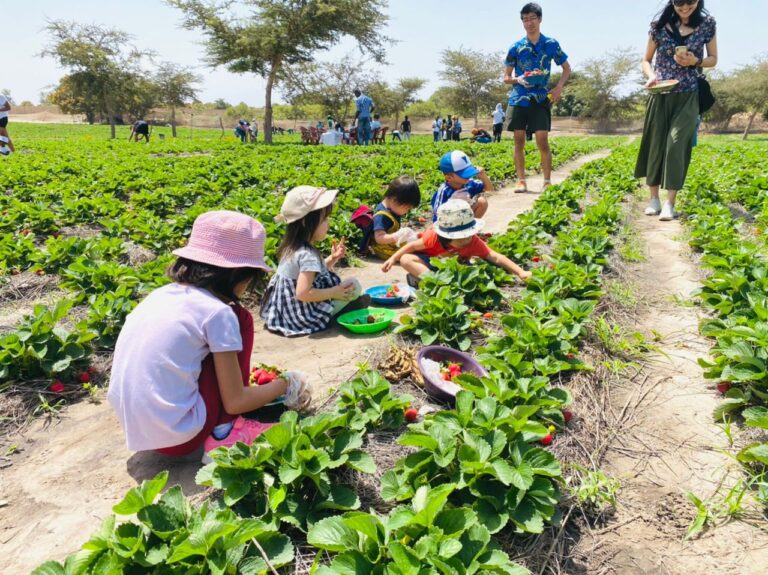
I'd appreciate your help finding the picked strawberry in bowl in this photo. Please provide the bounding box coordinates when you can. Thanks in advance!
[250,363,285,406]
[416,345,488,401]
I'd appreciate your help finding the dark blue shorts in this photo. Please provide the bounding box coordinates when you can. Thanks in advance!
[416,253,436,271]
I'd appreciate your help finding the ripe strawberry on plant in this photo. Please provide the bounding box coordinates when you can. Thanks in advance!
[716,382,731,395]
[50,380,65,393]
[482,312,493,319]
[532,256,541,263]
[404,407,419,423]
[562,409,573,424]
[540,434,554,446]
[78,371,91,383]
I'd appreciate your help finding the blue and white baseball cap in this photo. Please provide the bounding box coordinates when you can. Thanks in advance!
[439,151,480,179]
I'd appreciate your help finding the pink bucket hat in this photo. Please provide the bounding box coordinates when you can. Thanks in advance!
[172,210,271,271]
[276,186,339,224]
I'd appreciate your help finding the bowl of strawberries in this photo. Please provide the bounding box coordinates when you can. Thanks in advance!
[416,346,488,401]
[249,364,284,406]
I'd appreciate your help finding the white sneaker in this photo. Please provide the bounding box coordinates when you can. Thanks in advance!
[658,202,677,221]
[644,197,661,216]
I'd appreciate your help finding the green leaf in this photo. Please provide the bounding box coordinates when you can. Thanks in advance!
[388,542,421,575]
[380,470,402,502]
[412,483,455,527]
[326,551,375,575]
[743,407,768,429]
[439,538,463,559]
[112,471,168,515]
[240,532,295,572]
[263,422,294,450]
[346,450,376,474]
[737,443,768,465]
[314,485,361,511]
[307,516,358,552]
[30,562,66,575]
[343,511,384,543]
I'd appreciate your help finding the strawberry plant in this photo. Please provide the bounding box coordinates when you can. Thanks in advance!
[308,483,529,574]
[380,391,561,535]
[32,471,294,575]
[397,286,473,350]
[197,410,375,531]
[336,369,414,431]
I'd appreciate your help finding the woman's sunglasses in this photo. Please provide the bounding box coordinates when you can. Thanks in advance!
[672,0,698,6]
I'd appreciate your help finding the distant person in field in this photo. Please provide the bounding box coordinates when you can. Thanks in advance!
[400,116,412,141]
[371,114,382,132]
[451,115,462,141]
[470,128,493,144]
[249,119,259,143]
[261,186,369,336]
[108,211,311,463]
[432,116,442,142]
[635,0,718,221]
[130,120,150,143]
[382,199,531,287]
[353,88,375,145]
[234,119,249,143]
[0,93,15,153]
[492,103,505,143]
[431,150,490,222]
[504,2,571,193]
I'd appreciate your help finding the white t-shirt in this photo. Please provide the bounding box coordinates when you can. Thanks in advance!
[108,283,243,451]
[492,109,505,125]
[0,95,8,120]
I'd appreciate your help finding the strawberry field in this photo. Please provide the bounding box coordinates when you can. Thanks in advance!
[3,126,768,574]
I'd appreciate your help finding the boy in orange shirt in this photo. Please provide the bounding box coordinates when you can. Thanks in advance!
[382,199,531,285]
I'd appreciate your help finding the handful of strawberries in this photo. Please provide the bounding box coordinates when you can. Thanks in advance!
[249,364,282,386]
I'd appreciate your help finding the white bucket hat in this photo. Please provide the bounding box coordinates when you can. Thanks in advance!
[276,186,339,224]
[435,199,485,240]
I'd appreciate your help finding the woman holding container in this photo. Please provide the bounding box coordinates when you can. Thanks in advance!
[635,0,717,221]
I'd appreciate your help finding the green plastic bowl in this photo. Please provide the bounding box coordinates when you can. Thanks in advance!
[337,307,396,334]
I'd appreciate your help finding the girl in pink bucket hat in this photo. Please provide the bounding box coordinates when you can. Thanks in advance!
[262,186,369,336]
[108,210,311,463]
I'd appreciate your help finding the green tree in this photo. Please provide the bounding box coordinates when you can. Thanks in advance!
[41,21,152,138]
[728,58,768,140]
[568,48,642,129]
[167,0,390,143]
[47,73,101,123]
[154,62,201,137]
[368,77,426,127]
[439,48,501,126]
[281,55,373,123]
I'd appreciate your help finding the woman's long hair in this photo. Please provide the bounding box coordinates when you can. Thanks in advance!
[653,0,709,31]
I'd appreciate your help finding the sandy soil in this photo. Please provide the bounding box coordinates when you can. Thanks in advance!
[575,207,768,573]
[0,152,612,573]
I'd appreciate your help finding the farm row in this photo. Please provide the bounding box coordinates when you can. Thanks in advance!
[678,141,768,508]
[0,128,615,390]
[32,144,641,574]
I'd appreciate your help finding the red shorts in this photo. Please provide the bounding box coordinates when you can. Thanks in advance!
[156,304,254,456]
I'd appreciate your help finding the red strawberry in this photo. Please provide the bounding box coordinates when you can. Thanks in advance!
[441,372,451,381]
[565,352,575,360]
[482,312,493,319]
[87,366,98,375]
[716,382,731,395]
[532,256,541,263]
[404,407,418,423]
[78,371,91,383]
[50,381,65,393]
[257,371,274,385]
[417,233,423,239]
[539,434,554,446]
[448,363,462,378]
[562,409,573,424]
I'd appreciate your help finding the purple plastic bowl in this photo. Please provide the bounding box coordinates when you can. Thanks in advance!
[416,345,488,401]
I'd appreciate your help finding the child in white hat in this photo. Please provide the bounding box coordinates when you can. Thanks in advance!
[108,210,311,463]
[261,186,368,336]
[382,199,531,285]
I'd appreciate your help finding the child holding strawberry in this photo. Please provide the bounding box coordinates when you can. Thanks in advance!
[382,199,531,285]
[431,151,491,222]
[108,211,311,463]
[261,186,369,336]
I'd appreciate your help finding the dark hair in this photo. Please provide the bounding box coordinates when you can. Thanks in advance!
[521,2,542,18]
[437,234,453,249]
[277,203,334,261]
[354,89,362,96]
[385,176,421,207]
[167,258,265,302]
[374,114,380,120]
[653,0,709,31]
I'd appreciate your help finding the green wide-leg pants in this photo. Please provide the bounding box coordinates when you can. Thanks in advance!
[634,92,699,190]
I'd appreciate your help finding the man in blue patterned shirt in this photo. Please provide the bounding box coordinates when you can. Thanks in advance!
[353,88,375,146]
[504,3,571,193]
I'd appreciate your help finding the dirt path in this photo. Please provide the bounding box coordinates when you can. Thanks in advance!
[578,207,768,574]
[0,152,609,574]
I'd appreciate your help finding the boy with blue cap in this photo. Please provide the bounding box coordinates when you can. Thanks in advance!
[431,150,491,223]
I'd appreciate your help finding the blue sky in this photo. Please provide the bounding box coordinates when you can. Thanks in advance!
[3,0,764,106]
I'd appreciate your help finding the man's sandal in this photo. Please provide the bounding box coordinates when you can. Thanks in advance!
[541,180,552,191]
[513,180,528,193]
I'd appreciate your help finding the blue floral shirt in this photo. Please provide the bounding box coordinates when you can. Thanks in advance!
[504,34,568,107]
[650,16,717,93]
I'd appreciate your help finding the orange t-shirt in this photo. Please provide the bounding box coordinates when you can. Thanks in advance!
[420,229,491,259]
